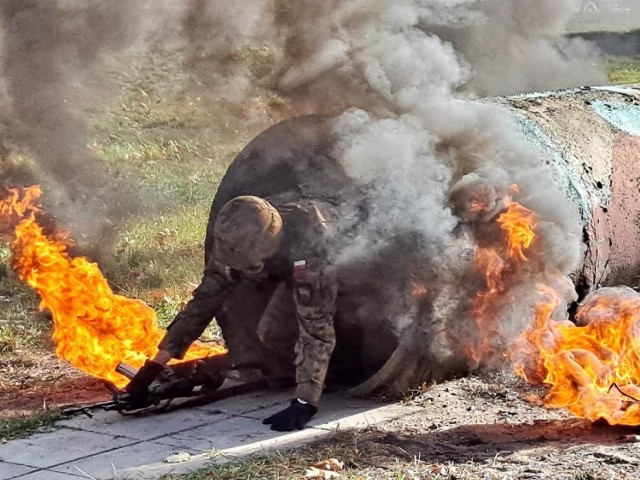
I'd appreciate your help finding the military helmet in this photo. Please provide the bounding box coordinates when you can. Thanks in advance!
[213,196,283,271]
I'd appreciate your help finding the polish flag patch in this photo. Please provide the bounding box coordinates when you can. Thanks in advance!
[293,259,307,282]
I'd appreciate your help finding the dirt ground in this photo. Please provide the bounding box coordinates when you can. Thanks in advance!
[0,353,109,416]
[331,372,640,480]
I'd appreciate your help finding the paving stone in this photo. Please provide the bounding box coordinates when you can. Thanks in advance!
[311,403,424,432]
[156,415,285,452]
[58,406,228,441]
[15,469,85,479]
[120,425,335,479]
[194,388,293,416]
[0,461,35,479]
[50,441,183,480]
[0,428,133,469]
[1,392,419,479]
[240,393,383,424]
[128,402,423,479]
[209,393,420,432]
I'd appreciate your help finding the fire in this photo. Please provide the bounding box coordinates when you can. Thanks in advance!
[409,279,428,298]
[492,197,640,426]
[469,196,640,426]
[467,200,532,366]
[0,186,226,388]
[497,202,537,262]
[515,286,640,425]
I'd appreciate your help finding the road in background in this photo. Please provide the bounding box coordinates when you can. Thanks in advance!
[569,10,640,33]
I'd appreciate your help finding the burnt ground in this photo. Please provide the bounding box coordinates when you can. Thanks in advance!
[0,353,109,416]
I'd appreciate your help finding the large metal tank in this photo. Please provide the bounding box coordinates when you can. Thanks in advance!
[489,85,640,293]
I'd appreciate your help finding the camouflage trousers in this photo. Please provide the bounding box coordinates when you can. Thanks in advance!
[217,281,394,390]
[256,283,299,377]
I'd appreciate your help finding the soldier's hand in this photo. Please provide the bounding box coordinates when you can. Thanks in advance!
[262,398,318,431]
[125,360,165,408]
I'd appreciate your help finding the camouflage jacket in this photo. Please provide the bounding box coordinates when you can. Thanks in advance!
[158,194,338,405]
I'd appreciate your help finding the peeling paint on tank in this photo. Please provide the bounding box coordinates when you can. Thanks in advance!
[486,85,640,292]
[590,101,640,136]
[512,114,592,221]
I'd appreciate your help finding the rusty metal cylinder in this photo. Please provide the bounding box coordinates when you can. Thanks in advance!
[489,85,640,294]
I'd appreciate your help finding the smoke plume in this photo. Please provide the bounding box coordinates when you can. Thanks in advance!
[0,0,607,374]
[272,0,593,375]
[0,0,179,262]
[421,0,605,96]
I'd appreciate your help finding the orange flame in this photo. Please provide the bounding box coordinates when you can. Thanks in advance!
[466,248,507,365]
[462,191,640,426]
[486,199,640,425]
[514,286,640,426]
[409,280,428,298]
[0,186,225,388]
[497,202,537,262]
[466,200,535,365]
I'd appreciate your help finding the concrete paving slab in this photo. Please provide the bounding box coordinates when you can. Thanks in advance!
[311,403,425,432]
[0,461,35,479]
[50,441,183,480]
[14,469,85,479]
[119,425,336,479]
[156,415,294,451]
[0,427,133,469]
[239,393,383,424]
[118,401,424,479]
[155,402,413,453]
[57,406,229,441]
[194,388,293,416]
[1,391,422,479]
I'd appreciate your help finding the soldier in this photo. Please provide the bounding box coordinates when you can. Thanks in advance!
[126,192,342,431]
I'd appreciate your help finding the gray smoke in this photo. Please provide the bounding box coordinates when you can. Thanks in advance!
[0,0,601,370]
[288,0,589,371]
[0,0,602,242]
[420,0,605,96]
[0,0,179,261]
[274,0,605,108]
[0,0,276,262]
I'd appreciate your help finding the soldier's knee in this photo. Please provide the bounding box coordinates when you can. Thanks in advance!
[256,321,275,347]
[257,315,297,351]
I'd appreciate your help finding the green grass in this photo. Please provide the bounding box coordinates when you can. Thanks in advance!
[0,411,61,442]
[111,203,212,325]
[89,47,259,167]
[605,56,640,85]
[0,317,50,357]
[159,437,363,480]
[0,241,44,355]
[157,434,460,480]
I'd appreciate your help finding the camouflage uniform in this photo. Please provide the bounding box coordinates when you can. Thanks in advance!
[159,193,338,405]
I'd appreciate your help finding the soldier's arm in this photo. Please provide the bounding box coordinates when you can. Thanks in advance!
[157,260,237,360]
[292,260,338,406]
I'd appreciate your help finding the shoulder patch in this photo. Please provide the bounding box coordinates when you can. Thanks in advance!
[293,259,308,283]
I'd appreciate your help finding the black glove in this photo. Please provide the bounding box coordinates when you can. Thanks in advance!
[262,398,318,432]
[125,360,165,408]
